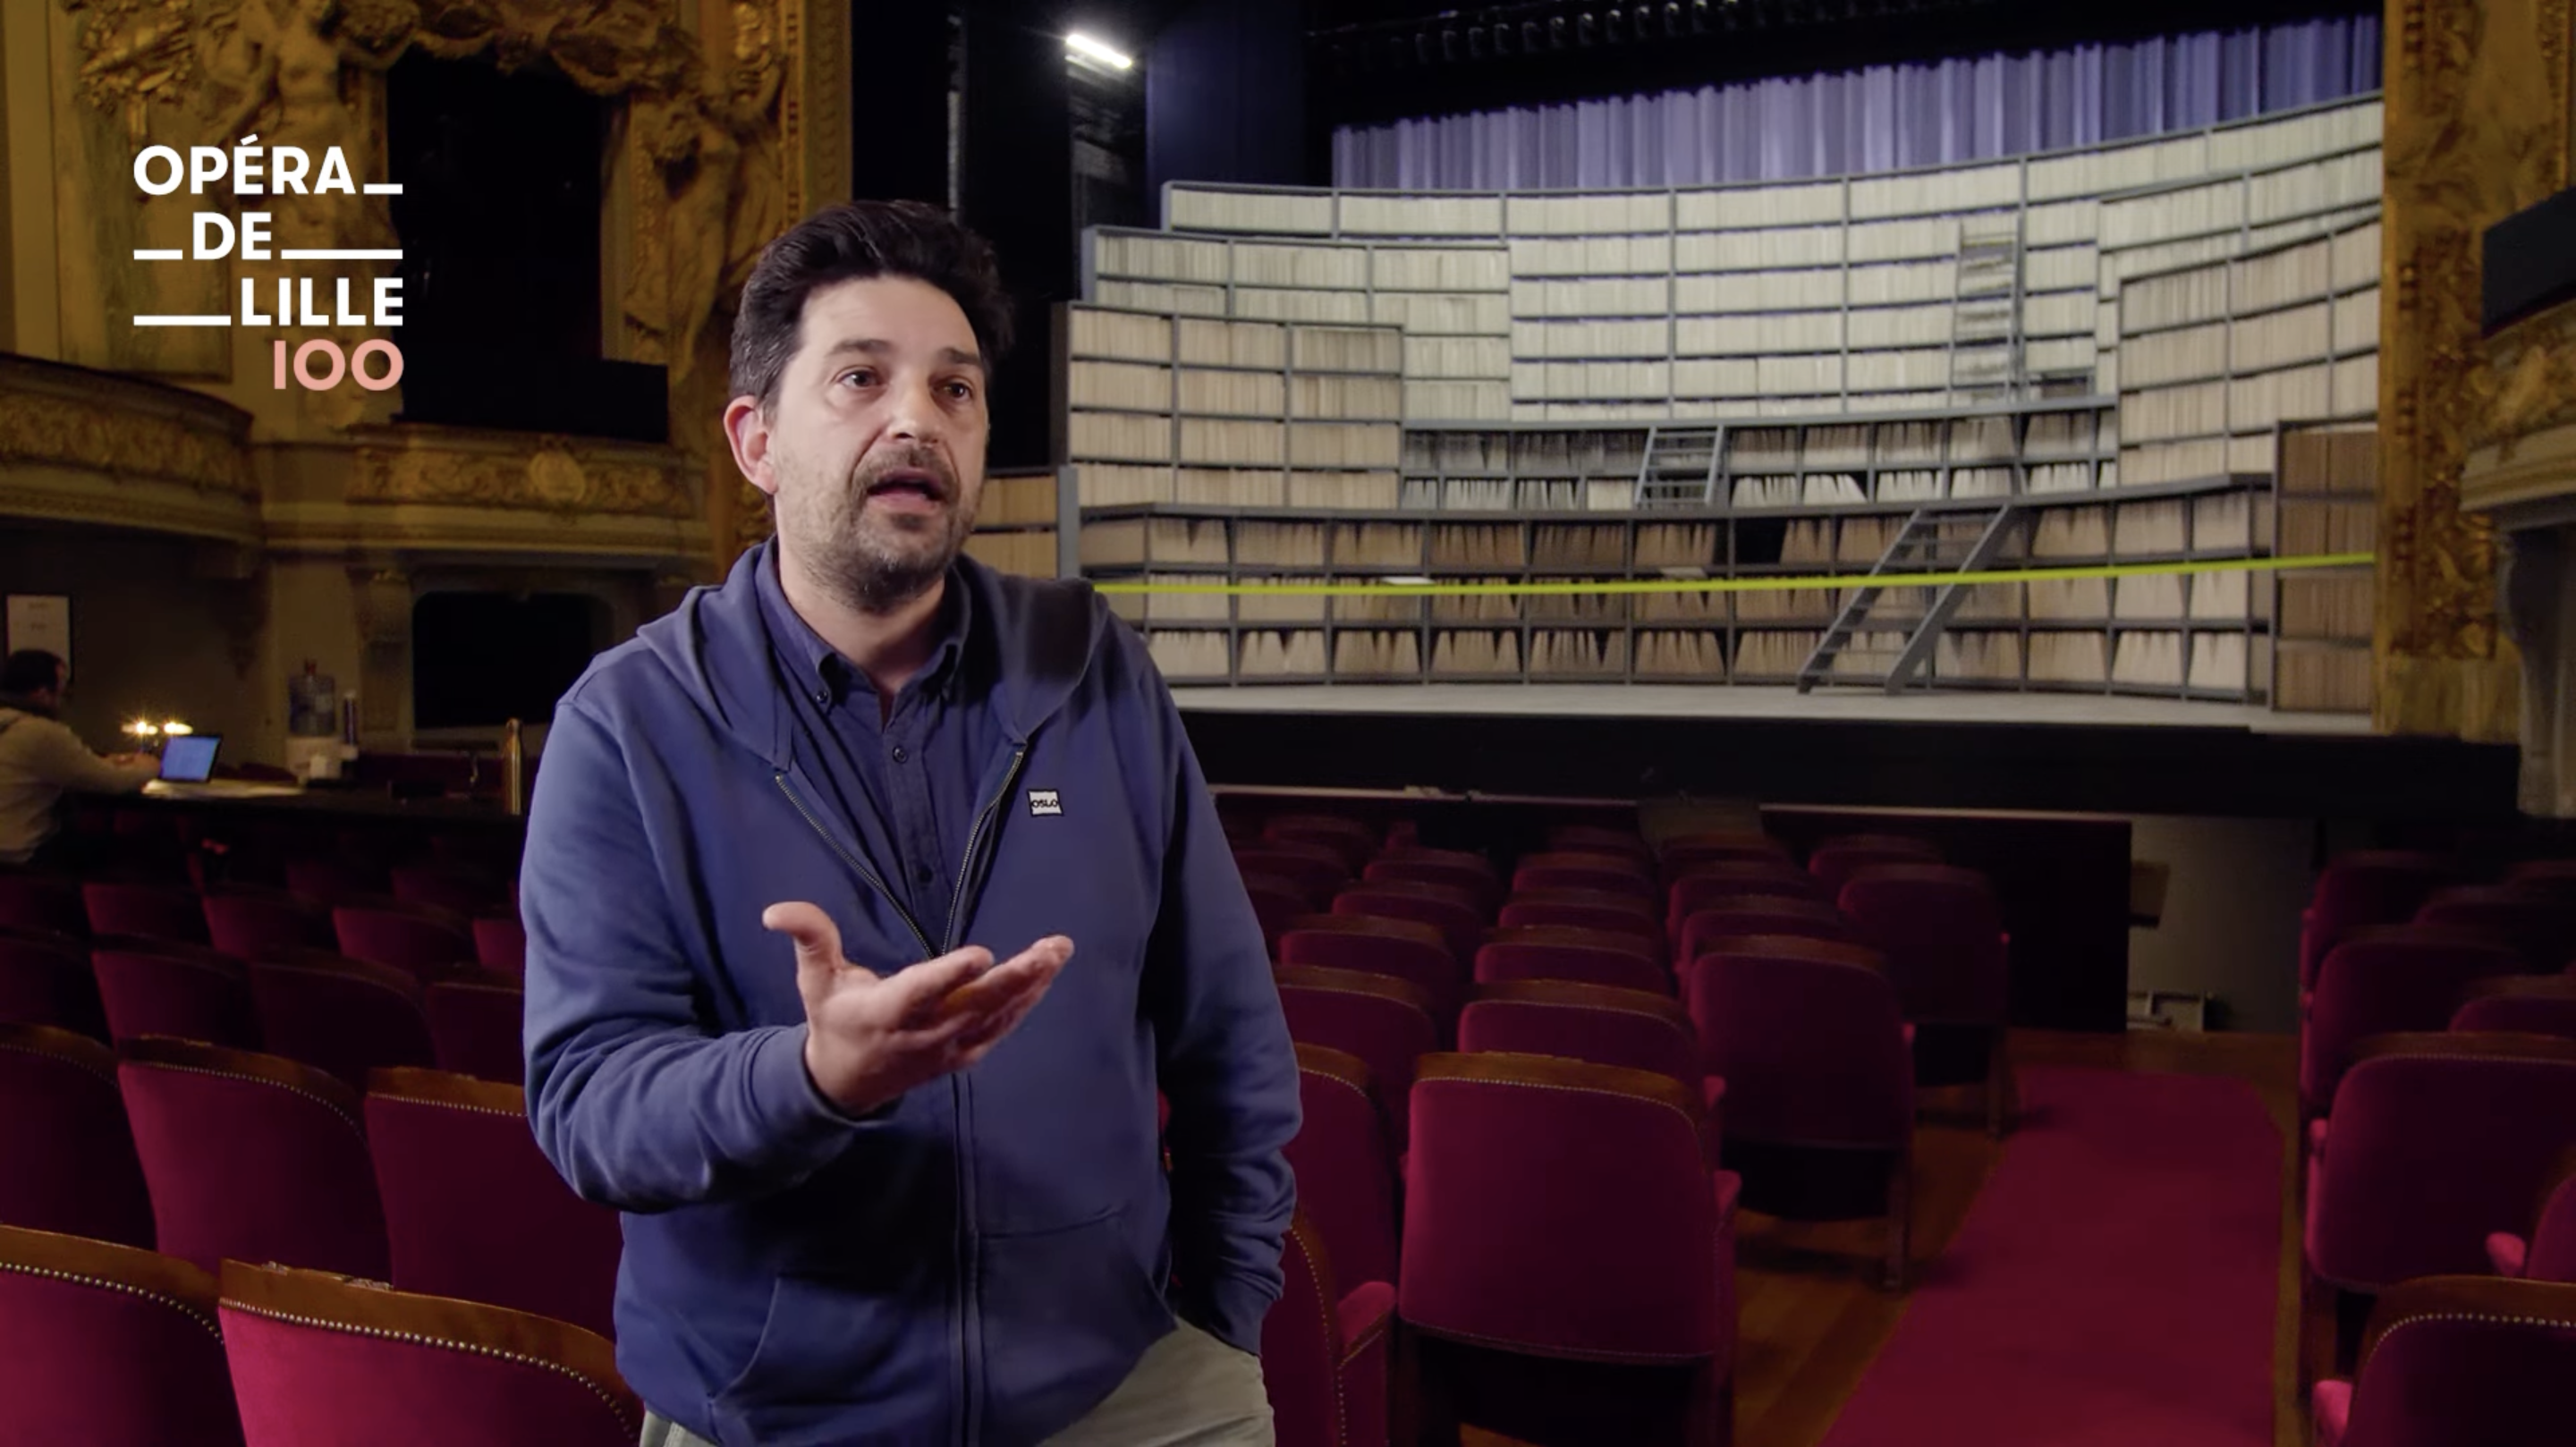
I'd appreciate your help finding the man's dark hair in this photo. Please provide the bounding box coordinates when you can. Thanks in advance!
[729,200,1016,409]
[1,649,64,696]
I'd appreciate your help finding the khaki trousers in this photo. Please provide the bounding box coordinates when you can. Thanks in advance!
[640,1321,1273,1446]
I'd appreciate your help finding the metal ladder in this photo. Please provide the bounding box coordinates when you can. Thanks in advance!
[1632,424,1723,508]
[1946,220,2024,401]
[1796,501,2028,692]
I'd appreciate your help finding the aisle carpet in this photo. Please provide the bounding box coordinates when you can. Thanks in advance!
[1818,1066,2283,1447]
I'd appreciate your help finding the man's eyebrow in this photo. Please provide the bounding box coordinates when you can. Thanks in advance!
[818,338,985,370]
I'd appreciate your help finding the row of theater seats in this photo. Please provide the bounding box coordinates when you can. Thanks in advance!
[1229,811,2012,1447]
[0,820,636,1444]
[0,1031,627,1444]
[0,871,528,1092]
[2290,848,2576,1446]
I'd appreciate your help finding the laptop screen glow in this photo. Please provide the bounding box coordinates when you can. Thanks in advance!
[157,735,219,783]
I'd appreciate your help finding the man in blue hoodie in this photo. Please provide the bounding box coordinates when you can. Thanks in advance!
[521,199,1301,1447]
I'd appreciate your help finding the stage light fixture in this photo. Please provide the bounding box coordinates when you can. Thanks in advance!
[1064,31,1132,70]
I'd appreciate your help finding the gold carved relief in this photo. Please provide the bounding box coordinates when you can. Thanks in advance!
[0,360,253,495]
[351,432,692,519]
[2472,302,2576,462]
[55,0,826,577]
[2377,0,2572,737]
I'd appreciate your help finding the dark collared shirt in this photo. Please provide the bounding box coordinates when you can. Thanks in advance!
[756,548,1002,944]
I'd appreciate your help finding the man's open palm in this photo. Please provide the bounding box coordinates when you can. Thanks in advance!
[766,901,1071,1116]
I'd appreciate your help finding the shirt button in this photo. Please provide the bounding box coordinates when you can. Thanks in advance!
[892,745,909,763]
[914,864,936,884]
[812,690,829,706]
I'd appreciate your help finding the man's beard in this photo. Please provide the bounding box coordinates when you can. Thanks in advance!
[778,443,976,613]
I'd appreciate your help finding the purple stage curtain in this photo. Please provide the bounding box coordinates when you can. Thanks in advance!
[1332,17,2380,191]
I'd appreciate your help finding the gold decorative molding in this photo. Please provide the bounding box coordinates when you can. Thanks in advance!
[2469,300,2576,467]
[347,426,693,520]
[2375,0,2572,740]
[0,352,253,497]
[55,0,819,582]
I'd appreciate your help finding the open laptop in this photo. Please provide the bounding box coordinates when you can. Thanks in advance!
[142,735,302,799]
[157,733,221,783]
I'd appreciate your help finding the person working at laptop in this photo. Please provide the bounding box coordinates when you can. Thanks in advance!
[0,649,158,870]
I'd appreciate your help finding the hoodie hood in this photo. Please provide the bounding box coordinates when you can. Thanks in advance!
[633,537,1108,769]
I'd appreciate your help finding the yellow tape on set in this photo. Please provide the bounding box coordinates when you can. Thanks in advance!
[1084,552,2376,597]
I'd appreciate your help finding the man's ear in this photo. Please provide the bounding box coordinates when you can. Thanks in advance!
[723,395,779,497]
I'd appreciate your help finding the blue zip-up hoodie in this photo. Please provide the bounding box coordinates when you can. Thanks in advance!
[520,542,1301,1447]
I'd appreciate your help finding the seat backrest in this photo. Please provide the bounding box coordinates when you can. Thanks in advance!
[1285,1045,1398,1296]
[1278,917,1459,1025]
[1474,926,1671,994]
[80,881,209,947]
[1330,887,1481,963]
[333,906,476,985]
[115,1037,388,1280]
[389,865,505,918]
[1243,873,1315,952]
[2337,1276,2576,1447]
[2301,852,2458,991]
[219,1260,638,1447]
[1546,825,1651,862]
[1689,943,1911,1148]
[1666,866,1823,937]
[0,930,106,1038]
[1262,1214,1352,1447]
[0,1224,242,1447]
[1808,841,1942,893]
[200,889,336,961]
[365,1068,621,1341]
[469,914,528,978]
[425,980,527,1085]
[1460,980,1699,1088]
[1835,865,2008,1023]
[2522,1155,2576,1283]
[1678,899,1856,974]
[2452,975,2576,1040]
[1264,815,1381,871]
[0,1024,155,1248]
[2309,1034,2576,1291]
[90,944,260,1051]
[1496,898,1664,945]
[283,855,391,908]
[0,876,88,937]
[1510,857,1657,901]
[1659,830,1792,867]
[1362,857,1500,913]
[1400,1052,1724,1364]
[249,959,436,1093]
[2303,932,2524,1111]
[1275,966,1439,1150]
[1235,842,1354,901]
[2414,886,2576,971]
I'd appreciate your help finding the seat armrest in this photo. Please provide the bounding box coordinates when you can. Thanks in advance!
[2310,1379,2351,1447]
[2487,1231,2529,1278]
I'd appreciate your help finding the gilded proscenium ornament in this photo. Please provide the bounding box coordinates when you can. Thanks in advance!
[2471,302,2576,465]
[351,434,692,519]
[2377,0,2572,732]
[0,366,253,496]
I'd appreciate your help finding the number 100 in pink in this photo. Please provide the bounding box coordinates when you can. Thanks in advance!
[273,338,402,392]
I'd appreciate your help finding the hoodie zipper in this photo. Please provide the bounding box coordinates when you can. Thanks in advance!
[775,742,1030,1447]
[771,772,936,959]
[945,741,1027,1447]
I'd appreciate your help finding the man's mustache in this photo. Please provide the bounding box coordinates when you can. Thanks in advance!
[855,448,957,503]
